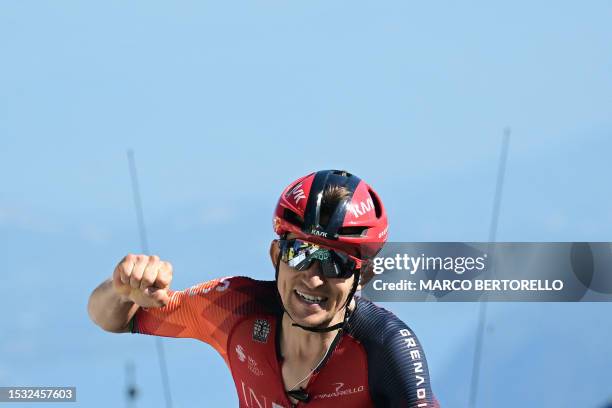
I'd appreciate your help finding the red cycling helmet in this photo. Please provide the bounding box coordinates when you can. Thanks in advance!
[273,170,388,261]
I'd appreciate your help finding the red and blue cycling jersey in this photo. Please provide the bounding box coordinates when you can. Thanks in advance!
[131,276,440,408]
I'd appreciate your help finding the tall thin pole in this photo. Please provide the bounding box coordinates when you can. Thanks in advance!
[468,129,511,408]
[127,149,173,408]
[125,361,138,408]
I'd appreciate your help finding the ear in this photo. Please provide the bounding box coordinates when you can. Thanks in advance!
[357,260,374,291]
[269,240,280,267]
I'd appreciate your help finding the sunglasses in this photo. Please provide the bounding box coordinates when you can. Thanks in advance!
[278,238,361,279]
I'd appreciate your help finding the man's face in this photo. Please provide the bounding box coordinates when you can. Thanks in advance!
[270,236,355,328]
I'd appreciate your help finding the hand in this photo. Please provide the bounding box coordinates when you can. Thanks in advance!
[112,254,173,308]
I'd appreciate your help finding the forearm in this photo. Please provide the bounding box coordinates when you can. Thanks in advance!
[88,278,140,333]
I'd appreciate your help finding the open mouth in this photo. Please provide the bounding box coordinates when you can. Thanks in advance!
[294,289,328,305]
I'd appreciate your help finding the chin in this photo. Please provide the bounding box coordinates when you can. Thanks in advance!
[296,313,329,327]
[286,290,335,326]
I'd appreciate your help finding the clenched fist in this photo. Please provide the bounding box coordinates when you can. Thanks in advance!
[112,254,173,308]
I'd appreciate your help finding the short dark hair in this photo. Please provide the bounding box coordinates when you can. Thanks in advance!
[321,184,377,286]
[319,185,352,227]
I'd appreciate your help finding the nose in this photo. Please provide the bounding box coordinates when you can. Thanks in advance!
[300,261,326,289]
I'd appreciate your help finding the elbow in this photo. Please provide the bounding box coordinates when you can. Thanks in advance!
[87,291,100,326]
[101,324,130,334]
[87,293,108,331]
[87,291,130,333]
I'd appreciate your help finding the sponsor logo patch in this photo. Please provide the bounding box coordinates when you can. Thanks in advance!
[236,345,264,377]
[236,344,246,362]
[313,382,365,400]
[252,319,271,343]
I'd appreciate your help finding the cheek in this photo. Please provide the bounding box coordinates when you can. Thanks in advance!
[276,265,293,297]
[331,279,354,304]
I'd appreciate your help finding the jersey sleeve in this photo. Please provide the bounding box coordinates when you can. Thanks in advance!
[130,276,259,364]
[369,318,440,408]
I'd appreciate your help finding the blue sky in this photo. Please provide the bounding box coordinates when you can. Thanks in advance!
[1,1,611,407]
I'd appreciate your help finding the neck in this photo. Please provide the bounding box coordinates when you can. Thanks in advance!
[280,298,356,361]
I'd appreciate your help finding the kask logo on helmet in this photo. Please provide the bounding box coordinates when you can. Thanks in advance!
[310,228,329,238]
[348,198,374,219]
[286,182,306,205]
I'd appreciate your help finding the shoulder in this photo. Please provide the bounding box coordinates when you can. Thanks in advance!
[181,275,275,295]
[346,296,416,347]
[346,297,438,407]
[177,276,280,314]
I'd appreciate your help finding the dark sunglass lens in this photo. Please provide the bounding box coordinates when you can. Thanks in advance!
[332,252,358,278]
[336,265,355,279]
[320,261,339,278]
[295,258,313,271]
[281,239,358,278]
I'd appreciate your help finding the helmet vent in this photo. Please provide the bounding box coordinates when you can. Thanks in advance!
[338,226,368,237]
[283,208,304,229]
[369,189,382,218]
[332,170,352,177]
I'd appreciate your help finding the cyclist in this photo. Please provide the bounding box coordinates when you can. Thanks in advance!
[88,169,440,407]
